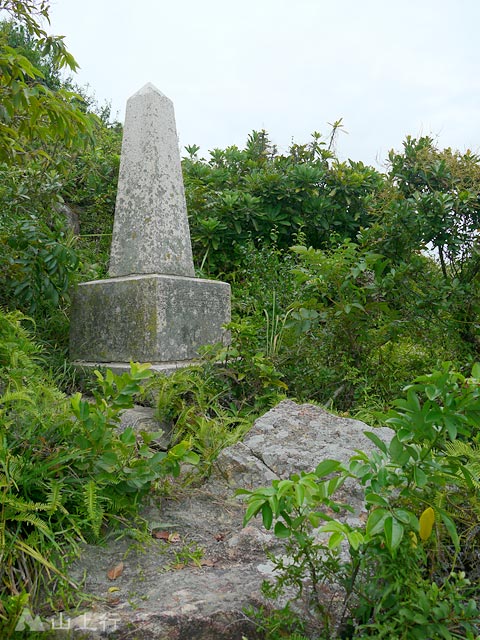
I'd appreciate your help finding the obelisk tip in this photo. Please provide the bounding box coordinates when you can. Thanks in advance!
[131,83,171,102]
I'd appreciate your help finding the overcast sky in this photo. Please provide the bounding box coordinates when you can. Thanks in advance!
[48,0,480,168]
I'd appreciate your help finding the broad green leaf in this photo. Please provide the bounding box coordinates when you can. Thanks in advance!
[70,392,81,415]
[308,513,321,527]
[79,399,90,421]
[243,499,265,524]
[319,521,345,534]
[365,493,389,508]
[235,488,254,497]
[366,508,388,537]
[388,436,404,461]
[425,385,440,400]
[444,416,458,440]
[384,516,404,552]
[363,431,388,454]
[413,466,427,487]
[182,451,199,465]
[327,531,344,549]
[393,508,416,526]
[129,361,153,379]
[261,503,273,530]
[309,510,334,526]
[406,389,421,412]
[274,521,291,538]
[314,459,342,477]
[95,451,119,472]
[347,530,364,550]
[149,451,166,464]
[459,465,475,490]
[439,511,459,550]
[471,362,480,380]
[254,485,277,498]
[276,479,294,497]
[294,483,305,506]
[119,427,136,446]
[327,476,343,495]
[299,474,319,491]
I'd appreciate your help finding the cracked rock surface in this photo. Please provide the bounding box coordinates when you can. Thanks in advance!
[56,400,392,639]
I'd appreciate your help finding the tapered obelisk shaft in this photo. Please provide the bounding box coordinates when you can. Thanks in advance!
[108,83,195,277]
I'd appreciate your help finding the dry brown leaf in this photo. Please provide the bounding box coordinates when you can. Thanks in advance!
[107,561,124,580]
[152,530,181,543]
[152,530,170,540]
[186,558,215,568]
[199,558,215,567]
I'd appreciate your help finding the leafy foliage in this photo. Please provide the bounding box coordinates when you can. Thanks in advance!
[241,364,480,638]
[181,133,480,415]
[150,321,289,476]
[183,130,384,276]
[0,3,123,378]
[0,2,95,165]
[4,217,78,313]
[0,311,198,632]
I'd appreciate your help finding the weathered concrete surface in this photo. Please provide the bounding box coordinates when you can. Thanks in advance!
[55,401,393,639]
[73,360,203,376]
[70,274,230,363]
[109,84,194,278]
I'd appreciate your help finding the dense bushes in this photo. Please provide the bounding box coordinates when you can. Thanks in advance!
[0,311,198,634]
[183,131,384,276]
[242,364,480,638]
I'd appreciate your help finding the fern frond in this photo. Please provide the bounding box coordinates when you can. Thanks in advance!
[445,440,480,487]
[83,480,104,538]
[0,389,35,407]
[102,493,127,515]
[11,513,53,540]
[445,440,480,459]
[46,480,68,515]
[2,493,52,514]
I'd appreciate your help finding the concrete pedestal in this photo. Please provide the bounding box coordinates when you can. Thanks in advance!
[70,274,230,365]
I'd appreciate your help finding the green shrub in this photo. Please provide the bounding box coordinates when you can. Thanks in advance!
[240,363,480,639]
[183,130,384,276]
[149,319,289,476]
[0,310,198,632]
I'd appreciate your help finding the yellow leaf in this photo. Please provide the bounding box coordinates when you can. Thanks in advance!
[108,587,120,593]
[419,507,435,541]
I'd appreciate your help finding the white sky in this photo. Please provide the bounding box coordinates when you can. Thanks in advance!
[48,0,480,167]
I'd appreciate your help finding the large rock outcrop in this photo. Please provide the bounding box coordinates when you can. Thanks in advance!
[51,400,393,639]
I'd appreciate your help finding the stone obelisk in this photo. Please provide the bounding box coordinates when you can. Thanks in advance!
[69,84,230,371]
[109,84,195,279]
